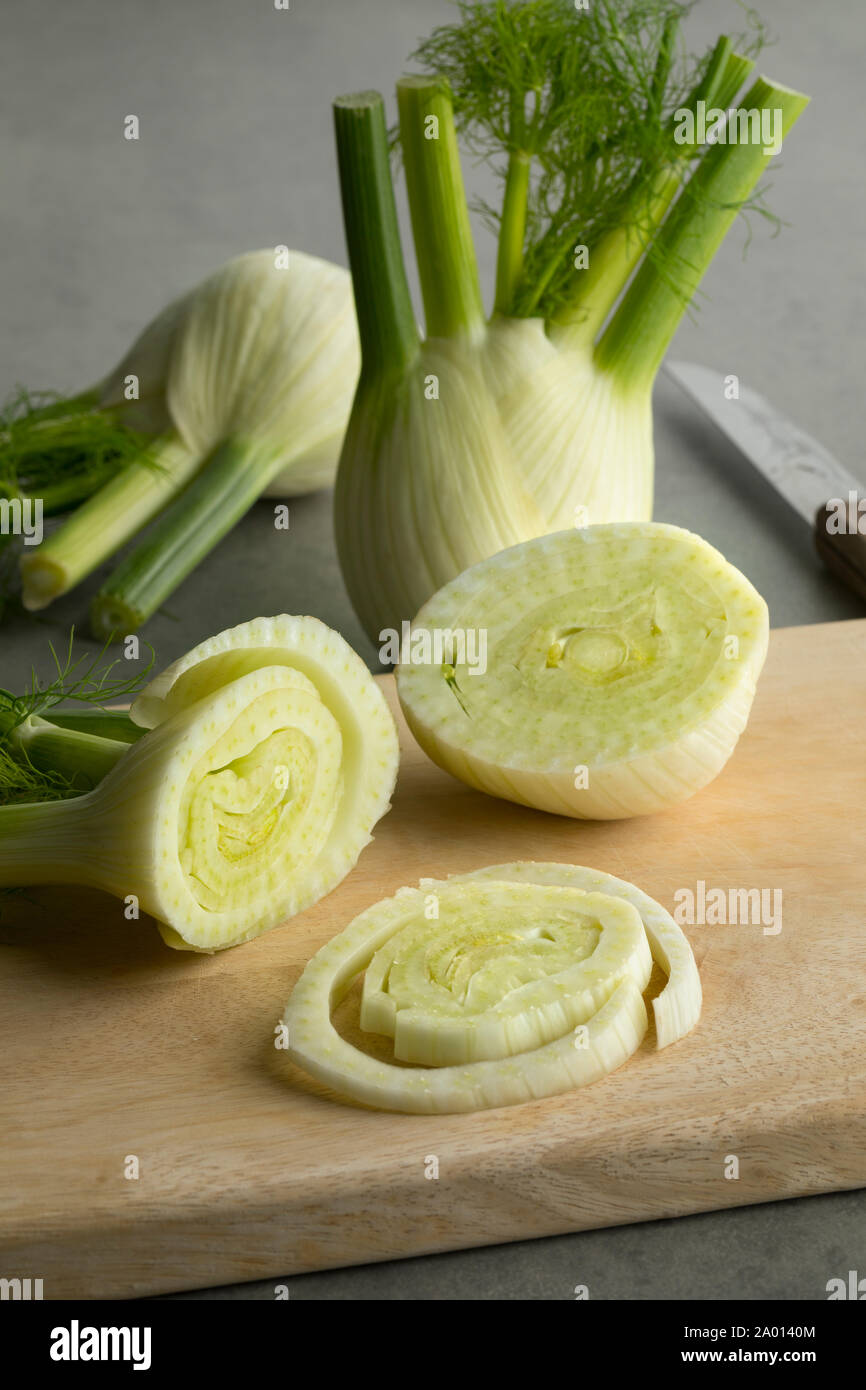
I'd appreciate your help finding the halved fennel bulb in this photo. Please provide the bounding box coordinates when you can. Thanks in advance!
[0,617,398,951]
[283,861,701,1114]
[396,522,769,819]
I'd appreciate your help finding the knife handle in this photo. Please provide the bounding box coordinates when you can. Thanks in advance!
[814,499,866,603]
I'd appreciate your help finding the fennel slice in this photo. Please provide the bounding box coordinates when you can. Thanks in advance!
[396,522,769,819]
[283,863,699,1114]
[455,862,702,1051]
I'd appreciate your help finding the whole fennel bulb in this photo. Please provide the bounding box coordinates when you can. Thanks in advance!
[82,247,360,497]
[19,249,360,627]
[97,248,359,499]
[331,3,808,644]
[337,315,653,641]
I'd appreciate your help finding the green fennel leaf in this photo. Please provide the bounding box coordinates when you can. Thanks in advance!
[398,0,770,319]
[0,387,150,615]
[0,387,147,511]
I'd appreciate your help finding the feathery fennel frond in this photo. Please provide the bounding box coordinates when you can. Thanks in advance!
[401,0,771,319]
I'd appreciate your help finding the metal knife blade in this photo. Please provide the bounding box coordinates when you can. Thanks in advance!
[663,359,862,526]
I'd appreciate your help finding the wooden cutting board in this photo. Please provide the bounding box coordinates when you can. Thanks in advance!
[1,619,865,1300]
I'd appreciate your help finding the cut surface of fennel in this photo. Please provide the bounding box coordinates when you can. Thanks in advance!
[0,616,398,951]
[396,522,769,819]
[283,861,701,1114]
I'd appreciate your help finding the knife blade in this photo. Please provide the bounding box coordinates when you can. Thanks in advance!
[664,359,866,603]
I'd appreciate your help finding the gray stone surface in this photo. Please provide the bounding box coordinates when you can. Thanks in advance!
[2,0,864,1299]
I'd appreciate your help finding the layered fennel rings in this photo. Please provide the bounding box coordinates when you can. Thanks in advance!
[127,616,399,949]
[283,862,701,1113]
[397,523,769,819]
[0,617,398,951]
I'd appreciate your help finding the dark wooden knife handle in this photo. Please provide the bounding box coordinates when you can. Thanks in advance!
[814,498,866,603]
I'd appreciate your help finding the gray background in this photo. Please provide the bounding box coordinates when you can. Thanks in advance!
[3,0,864,1299]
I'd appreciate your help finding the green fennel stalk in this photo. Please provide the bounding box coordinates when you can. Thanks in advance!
[90,438,281,639]
[20,434,197,612]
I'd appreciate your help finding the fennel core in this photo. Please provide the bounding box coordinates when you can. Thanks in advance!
[332,0,809,644]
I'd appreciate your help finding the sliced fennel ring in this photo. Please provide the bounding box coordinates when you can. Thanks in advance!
[362,882,653,1065]
[125,615,399,949]
[283,862,700,1114]
[456,861,702,1051]
[396,522,769,819]
[0,616,398,951]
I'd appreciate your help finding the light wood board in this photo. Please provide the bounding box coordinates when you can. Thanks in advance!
[1,619,865,1299]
